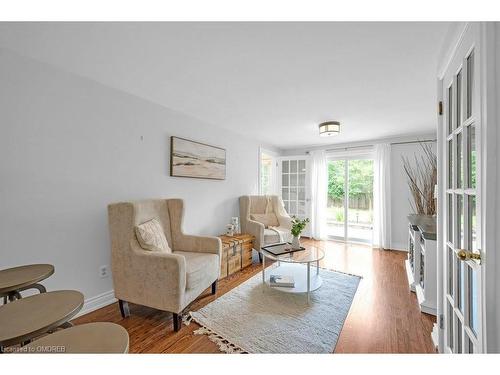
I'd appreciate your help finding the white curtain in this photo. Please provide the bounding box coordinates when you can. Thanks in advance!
[310,150,328,240]
[373,143,392,249]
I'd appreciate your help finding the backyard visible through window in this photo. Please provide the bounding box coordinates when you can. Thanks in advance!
[326,158,374,243]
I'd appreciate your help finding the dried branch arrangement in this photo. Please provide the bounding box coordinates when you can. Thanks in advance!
[402,142,437,215]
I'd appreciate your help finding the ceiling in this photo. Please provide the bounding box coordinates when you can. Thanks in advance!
[0,22,450,150]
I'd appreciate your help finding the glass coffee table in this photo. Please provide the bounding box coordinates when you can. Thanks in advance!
[260,243,325,303]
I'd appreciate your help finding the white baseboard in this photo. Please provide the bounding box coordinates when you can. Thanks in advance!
[391,242,408,252]
[75,289,116,318]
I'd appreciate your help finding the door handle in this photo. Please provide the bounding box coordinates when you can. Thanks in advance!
[457,249,481,263]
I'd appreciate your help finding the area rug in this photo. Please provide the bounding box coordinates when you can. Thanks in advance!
[187,266,361,353]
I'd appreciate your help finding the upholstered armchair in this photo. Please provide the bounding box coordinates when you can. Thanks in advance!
[239,195,292,260]
[107,199,221,331]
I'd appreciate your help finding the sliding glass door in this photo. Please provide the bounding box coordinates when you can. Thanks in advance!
[326,157,374,243]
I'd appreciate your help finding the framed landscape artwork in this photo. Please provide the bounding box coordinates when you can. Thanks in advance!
[170,136,226,180]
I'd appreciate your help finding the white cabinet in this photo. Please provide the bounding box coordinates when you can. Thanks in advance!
[415,234,437,315]
[405,215,437,316]
[404,224,421,292]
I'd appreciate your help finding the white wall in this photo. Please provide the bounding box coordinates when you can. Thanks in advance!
[390,142,437,250]
[0,48,275,311]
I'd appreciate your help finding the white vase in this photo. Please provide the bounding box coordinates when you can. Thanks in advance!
[291,235,301,249]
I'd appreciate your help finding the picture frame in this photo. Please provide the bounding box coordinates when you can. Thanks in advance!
[170,136,226,180]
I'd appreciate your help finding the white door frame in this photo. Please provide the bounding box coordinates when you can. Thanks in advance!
[436,22,498,353]
[258,147,278,195]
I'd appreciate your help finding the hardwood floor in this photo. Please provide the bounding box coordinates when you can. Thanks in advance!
[73,239,436,353]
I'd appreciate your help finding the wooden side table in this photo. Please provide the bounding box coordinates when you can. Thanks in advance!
[20,322,129,353]
[0,264,54,304]
[218,234,254,279]
[0,290,84,351]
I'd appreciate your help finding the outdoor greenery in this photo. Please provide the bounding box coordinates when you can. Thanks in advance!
[328,160,373,201]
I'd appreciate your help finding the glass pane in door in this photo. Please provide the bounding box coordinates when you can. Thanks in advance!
[448,85,453,135]
[468,125,476,189]
[468,195,477,251]
[448,302,454,350]
[457,319,463,353]
[457,132,463,188]
[457,195,464,248]
[468,266,478,335]
[457,259,464,313]
[447,194,453,242]
[456,70,462,128]
[467,52,474,119]
[327,160,345,238]
[347,159,374,242]
[447,245,454,297]
[448,139,453,188]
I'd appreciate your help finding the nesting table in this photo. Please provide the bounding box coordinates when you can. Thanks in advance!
[0,290,84,351]
[21,322,129,353]
[0,264,54,303]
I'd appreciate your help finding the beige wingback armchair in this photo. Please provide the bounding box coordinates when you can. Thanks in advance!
[239,195,292,260]
[107,198,221,331]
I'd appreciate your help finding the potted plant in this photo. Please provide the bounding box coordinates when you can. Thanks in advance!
[290,216,310,249]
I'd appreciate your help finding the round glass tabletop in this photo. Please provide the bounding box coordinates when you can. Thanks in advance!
[261,244,325,264]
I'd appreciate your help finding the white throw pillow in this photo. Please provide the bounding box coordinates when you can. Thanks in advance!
[135,218,171,253]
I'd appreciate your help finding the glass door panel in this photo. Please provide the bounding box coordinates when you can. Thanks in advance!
[278,156,310,236]
[347,159,374,242]
[327,158,373,243]
[326,159,345,238]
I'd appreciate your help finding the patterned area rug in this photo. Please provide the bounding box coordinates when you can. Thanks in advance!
[187,265,361,353]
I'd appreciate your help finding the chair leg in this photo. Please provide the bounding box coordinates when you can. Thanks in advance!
[118,300,130,318]
[172,313,182,332]
[258,252,263,263]
[211,280,218,295]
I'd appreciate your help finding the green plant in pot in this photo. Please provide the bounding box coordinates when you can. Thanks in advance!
[290,216,310,249]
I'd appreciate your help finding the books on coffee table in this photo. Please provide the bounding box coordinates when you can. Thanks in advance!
[269,275,295,288]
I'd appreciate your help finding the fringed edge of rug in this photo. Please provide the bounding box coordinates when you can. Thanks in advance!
[183,313,247,354]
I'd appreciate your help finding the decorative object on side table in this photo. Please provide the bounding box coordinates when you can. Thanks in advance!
[231,216,240,234]
[290,216,310,250]
[225,224,235,236]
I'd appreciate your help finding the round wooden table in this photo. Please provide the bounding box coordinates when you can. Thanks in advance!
[21,322,129,353]
[0,264,54,303]
[0,290,84,350]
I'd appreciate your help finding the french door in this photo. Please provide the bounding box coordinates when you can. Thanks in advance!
[441,24,483,353]
[277,156,311,237]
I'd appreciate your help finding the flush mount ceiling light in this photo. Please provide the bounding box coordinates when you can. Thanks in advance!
[319,121,341,137]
